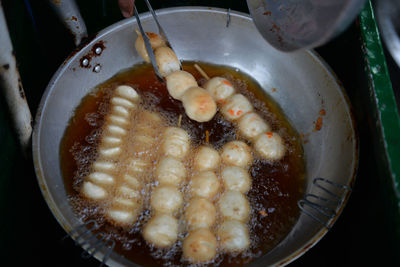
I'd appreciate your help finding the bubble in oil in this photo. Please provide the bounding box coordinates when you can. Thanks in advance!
[84,112,102,127]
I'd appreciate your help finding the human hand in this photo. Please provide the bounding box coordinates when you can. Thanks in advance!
[118,0,135,18]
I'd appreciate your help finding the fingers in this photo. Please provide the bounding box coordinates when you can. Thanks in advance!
[118,0,134,18]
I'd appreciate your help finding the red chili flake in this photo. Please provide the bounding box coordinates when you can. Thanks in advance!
[223,80,232,87]
[229,109,235,116]
[236,110,243,116]
[265,132,274,138]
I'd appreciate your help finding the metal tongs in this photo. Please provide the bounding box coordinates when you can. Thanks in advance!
[134,0,181,80]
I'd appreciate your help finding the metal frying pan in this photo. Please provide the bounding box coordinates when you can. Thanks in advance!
[32,7,358,266]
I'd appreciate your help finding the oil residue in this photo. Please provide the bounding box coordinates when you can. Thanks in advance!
[60,62,305,266]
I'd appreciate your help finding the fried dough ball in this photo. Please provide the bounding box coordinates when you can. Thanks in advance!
[111,105,130,118]
[221,94,253,121]
[217,220,250,252]
[98,146,121,157]
[143,213,178,248]
[154,46,180,77]
[134,111,163,141]
[254,132,286,160]
[151,185,183,213]
[131,134,156,154]
[105,124,127,136]
[204,77,235,103]
[127,158,148,175]
[166,70,198,100]
[122,174,141,189]
[193,146,220,171]
[181,87,217,122]
[135,113,163,137]
[110,96,136,109]
[106,198,141,226]
[218,191,250,222]
[221,141,253,168]
[102,136,122,146]
[138,110,163,124]
[106,209,139,226]
[183,228,217,263]
[108,115,129,127]
[135,31,166,63]
[156,156,186,186]
[190,171,220,199]
[117,185,140,200]
[81,181,107,200]
[238,112,270,139]
[221,166,251,193]
[115,85,140,101]
[185,197,216,230]
[93,161,115,172]
[162,127,190,159]
[87,172,115,185]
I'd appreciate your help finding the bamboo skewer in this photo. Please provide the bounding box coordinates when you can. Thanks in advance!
[194,63,210,80]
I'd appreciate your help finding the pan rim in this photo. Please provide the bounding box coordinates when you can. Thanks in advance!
[32,6,358,267]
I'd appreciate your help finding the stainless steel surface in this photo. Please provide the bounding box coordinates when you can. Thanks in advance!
[32,7,357,266]
[0,2,32,152]
[247,0,366,51]
[48,0,88,46]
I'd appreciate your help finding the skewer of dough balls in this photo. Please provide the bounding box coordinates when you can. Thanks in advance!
[135,31,166,63]
[181,87,217,122]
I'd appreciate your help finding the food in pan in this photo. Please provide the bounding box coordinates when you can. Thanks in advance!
[81,85,142,226]
[60,59,305,266]
[136,31,217,123]
[204,76,235,102]
[181,86,217,123]
[135,31,166,63]
[166,70,198,100]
